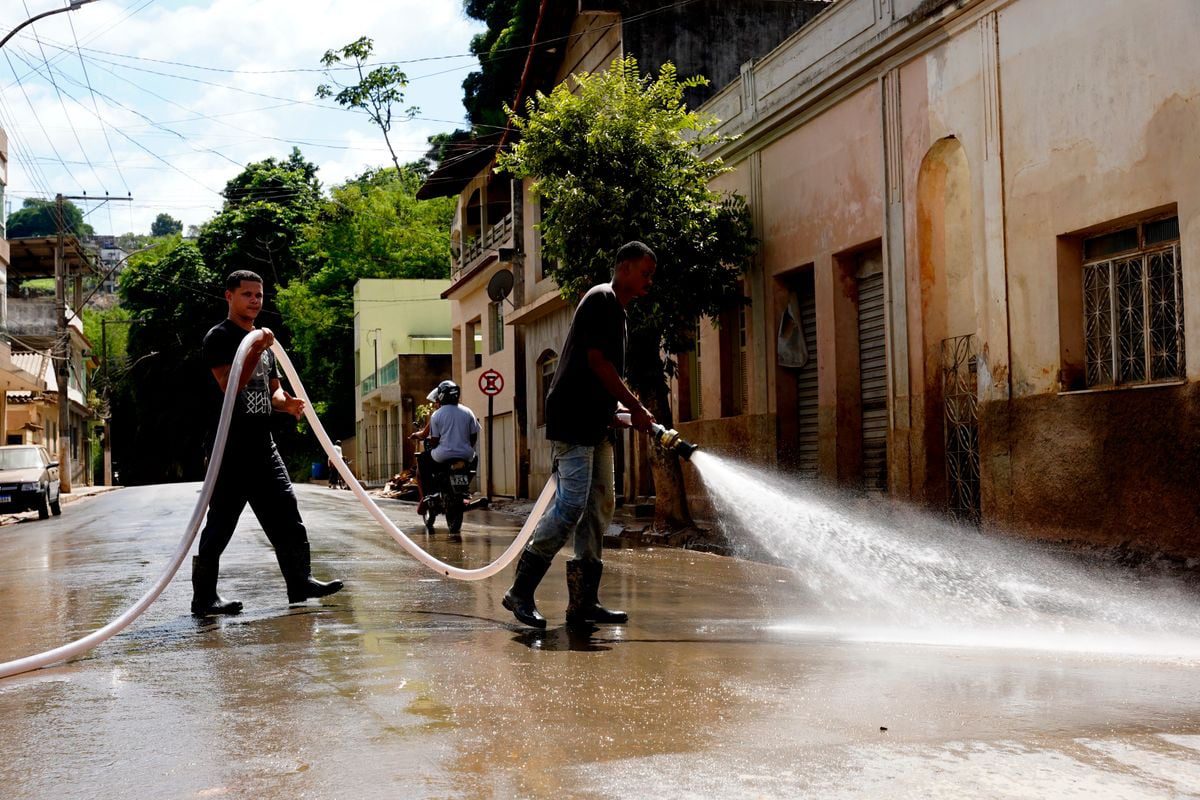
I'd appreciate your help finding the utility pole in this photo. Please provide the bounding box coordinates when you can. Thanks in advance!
[55,192,132,492]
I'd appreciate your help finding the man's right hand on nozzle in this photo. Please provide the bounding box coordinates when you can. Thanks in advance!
[256,327,276,350]
[630,405,655,432]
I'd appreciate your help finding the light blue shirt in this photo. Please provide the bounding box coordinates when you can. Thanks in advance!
[430,404,480,463]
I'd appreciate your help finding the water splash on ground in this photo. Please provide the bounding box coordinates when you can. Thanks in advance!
[691,451,1200,659]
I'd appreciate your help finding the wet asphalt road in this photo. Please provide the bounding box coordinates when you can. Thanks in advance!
[1,483,1200,799]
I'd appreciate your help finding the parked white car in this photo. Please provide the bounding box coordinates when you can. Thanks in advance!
[0,445,62,519]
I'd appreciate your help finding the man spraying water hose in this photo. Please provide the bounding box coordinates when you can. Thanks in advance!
[192,270,344,616]
[503,242,658,629]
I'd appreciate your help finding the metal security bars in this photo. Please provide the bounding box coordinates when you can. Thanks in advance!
[1083,217,1183,388]
[941,334,980,521]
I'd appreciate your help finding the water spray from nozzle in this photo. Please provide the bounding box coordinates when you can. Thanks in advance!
[649,422,699,461]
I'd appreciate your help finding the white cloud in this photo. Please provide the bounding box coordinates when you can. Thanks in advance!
[2,0,484,234]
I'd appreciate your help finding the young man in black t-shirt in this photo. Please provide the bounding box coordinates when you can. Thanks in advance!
[502,242,657,629]
[191,270,343,616]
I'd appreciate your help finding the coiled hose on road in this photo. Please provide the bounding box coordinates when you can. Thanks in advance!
[0,331,556,679]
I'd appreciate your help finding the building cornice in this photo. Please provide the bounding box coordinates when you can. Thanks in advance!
[703,0,1016,165]
[507,289,568,327]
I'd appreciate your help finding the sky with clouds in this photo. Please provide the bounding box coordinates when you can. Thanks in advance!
[0,0,486,236]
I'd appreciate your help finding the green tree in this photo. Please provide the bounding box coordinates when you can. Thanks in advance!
[109,241,224,484]
[150,212,183,237]
[83,304,134,397]
[499,57,756,530]
[278,167,454,437]
[6,197,94,238]
[198,148,321,292]
[317,37,414,173]
[461,0,542,129]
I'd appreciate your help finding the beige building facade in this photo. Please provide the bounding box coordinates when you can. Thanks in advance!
[675,0,1199,554]
[353,279,452,485]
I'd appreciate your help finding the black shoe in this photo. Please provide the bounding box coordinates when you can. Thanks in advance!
[287,576,344,604]
[502,549,552,629]
[190,556,243,616]
[565,560,628,626]
[283,540,345,604]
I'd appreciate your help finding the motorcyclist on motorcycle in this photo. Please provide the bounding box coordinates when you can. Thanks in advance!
[413,381,479,515]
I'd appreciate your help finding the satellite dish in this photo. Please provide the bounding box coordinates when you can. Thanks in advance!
[487,268,515,303]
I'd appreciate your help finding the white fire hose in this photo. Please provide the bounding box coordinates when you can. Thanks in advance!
[0,330,555,679]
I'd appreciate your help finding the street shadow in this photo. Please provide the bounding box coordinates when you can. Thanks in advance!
[512,624,612,652]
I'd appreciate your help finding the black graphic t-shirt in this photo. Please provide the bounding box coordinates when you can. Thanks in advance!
[545,283,627,446]
[203,319,279,444]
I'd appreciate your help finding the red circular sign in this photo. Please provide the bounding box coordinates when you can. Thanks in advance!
[478,368,504,396]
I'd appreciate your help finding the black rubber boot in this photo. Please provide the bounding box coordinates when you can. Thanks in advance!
[502,549,552,629]
[284,542,344,604]
[190,556,243,616]
[565,560,627,626]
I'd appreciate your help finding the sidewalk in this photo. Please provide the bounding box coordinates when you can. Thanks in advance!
[0,484,123,526]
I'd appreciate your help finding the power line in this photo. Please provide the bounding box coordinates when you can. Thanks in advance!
[20,0,106,194]
[8,47,224,196]
[28,48,245,170]
[67,10,131,198]
[3,0,157,91]
[13,0,704,83]
[3,50,80,192]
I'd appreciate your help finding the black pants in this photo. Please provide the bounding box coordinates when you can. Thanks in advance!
[197,440,309,580]
[417,450,437,496]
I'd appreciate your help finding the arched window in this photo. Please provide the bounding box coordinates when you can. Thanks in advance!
[536,349,558,427]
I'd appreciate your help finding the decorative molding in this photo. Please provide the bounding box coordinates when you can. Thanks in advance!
[740,61,759,123]
[979,12,1001,161]
[883,69,903,204]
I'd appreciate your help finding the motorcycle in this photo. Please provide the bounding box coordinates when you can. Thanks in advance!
[419,445,479,538]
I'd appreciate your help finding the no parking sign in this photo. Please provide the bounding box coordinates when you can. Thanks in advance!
[478,368,504,396]
[477,368,503,497]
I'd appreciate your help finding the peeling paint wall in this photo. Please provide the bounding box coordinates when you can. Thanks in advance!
[686,0,1200,553]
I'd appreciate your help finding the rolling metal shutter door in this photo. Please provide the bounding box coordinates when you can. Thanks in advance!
[795,279,820,479]
[858,272,888,492]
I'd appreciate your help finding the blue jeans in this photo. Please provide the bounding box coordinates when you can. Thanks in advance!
[527,440,615,564]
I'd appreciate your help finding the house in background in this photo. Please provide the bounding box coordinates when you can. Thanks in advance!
[6,235,100,489]
[353,278,452,485]
[7,350,58,447]
[0,128,53,442]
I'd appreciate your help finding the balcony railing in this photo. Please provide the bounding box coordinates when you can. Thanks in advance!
[453,211,514,280]
[359,357,400,398]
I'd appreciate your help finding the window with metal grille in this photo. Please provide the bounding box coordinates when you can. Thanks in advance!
[1082,216,1183,387]
[488,301,505,354]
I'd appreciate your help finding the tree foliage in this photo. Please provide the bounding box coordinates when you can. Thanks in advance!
[499,56,754,389]
[103,151,451,482]
[6,197,94,238]
[498,56,756,528]
[278,167,454,436]
[317,36,414,173]
[150,212,183,237]
[110,242,224,484]
[198,148,321,296]
[461,0,541,130]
